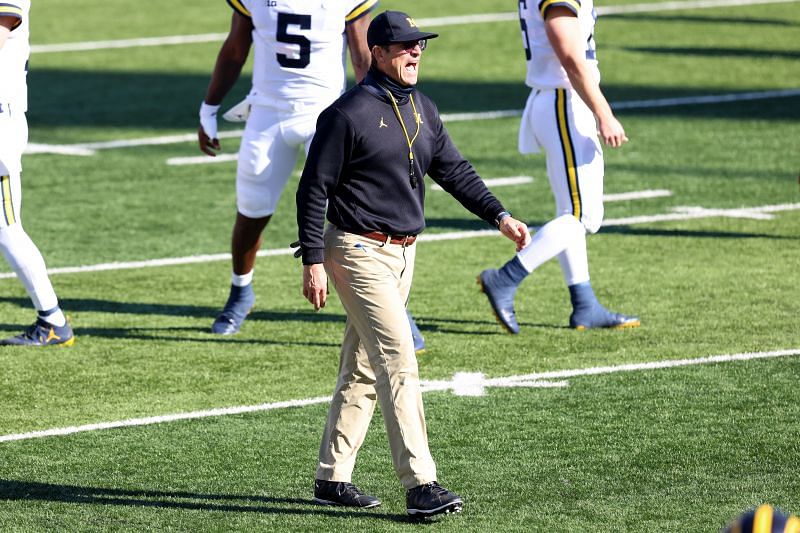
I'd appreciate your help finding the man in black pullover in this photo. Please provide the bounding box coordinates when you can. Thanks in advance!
[296,11,530,517]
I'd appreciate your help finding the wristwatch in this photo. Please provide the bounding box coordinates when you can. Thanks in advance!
[494,210,512,228]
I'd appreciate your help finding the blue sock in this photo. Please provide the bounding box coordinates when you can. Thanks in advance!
[568,281,598,314]
[38,306,59,318]
[229,283,254,300]
[497,256,528,287]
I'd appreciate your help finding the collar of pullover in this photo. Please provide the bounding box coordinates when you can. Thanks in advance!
[362,67,414,105]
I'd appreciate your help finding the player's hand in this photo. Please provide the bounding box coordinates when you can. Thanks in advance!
[303,263,328,311]
[499,217,531,252]
[198,102,221,156]
[598,114,628,148]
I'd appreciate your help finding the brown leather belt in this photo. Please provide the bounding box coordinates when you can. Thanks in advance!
[360,231,417,246]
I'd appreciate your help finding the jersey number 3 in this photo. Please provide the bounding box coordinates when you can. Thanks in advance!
[276,13,311,69]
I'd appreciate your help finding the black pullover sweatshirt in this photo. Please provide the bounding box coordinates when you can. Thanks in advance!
[296,67,506,265]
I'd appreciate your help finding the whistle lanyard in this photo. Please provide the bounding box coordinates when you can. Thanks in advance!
[383,88,421,189]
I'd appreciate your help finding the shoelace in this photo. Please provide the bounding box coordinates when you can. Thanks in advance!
[339,482,363,496]
[23,322,46,339]
[423,482,448,496]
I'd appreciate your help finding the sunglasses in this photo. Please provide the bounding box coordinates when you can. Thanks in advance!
[394,39,427,52]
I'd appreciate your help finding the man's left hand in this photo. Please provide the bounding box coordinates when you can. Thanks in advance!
[499,217,531,252]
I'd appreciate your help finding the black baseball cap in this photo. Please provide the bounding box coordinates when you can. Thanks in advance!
[367,10,439,49]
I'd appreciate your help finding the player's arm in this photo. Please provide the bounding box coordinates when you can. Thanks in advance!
[345,13,372,83]
[198,12,254,156]
[545,7,627,148]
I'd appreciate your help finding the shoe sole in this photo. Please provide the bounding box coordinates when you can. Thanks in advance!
[407,500,464,517]
[56,336,76,347]
[312,497,381,509]
[573,319,641,331]
[0,336,75,347]
[476,276,517,335]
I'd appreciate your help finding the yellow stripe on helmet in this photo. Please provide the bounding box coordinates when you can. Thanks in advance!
[753,504,774,533]
[784,515,800,533]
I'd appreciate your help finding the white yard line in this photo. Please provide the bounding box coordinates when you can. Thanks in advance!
[435,181,672,205]
[598,0,799,13]
[24,89,800,158]
[31,33,229,54]
[0,201,796,280]
[166,153,239,166]
[603,189,672,202]
[1,347,797,443]
[612,89,800,110]
[29,0,799,54]
[432,176,534,191]
[0,397,332,444]
[27,130,245,157]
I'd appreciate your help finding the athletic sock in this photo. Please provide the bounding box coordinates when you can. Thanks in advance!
[228,282,254,302]
[39,306,66,327]
[568,281,599,314]
[231,270,253,287]
[497,256,529,287]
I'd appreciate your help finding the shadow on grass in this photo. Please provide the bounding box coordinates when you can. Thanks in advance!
[0,297,564,339]
[26,68,800,132]
[423,217,797,240]
[605,13,799,26]
[598,226,800,240]
[0,297,345,345]
[0,297,345,321]
[0,480,415,523]
[411,314,566,334]
[623,46,800,61]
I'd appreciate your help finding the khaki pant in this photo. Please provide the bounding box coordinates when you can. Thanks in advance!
[316,226,437,489]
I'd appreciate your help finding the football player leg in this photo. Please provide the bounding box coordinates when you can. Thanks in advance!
[406,309,425,354]
[478,89,584,333]
[555,91,639,330]
[211,106,299,334]
[0,164,73,346]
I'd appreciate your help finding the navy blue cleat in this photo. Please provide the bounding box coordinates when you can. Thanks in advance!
[0,318,75,347]
[477,269,520,334]
[211,284,255,335]
[407,310,425,354]
[568,281,640,330]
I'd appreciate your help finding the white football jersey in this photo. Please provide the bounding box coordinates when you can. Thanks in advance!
[0,0,30,112]
[518,0,600,90]
[227,0,377,106]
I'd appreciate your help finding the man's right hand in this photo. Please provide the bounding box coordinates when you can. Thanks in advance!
[198,102,221,156]
[597,113,629,149]
[303,264,328,311]
[499,216,532,252]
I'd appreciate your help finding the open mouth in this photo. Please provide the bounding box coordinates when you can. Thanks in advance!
[405,62,418,74]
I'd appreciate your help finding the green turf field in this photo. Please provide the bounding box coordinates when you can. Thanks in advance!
[1,0,798,530]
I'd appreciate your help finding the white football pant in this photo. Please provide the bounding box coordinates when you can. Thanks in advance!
[516,87,606,286]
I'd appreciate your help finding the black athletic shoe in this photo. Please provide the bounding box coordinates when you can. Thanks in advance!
[312,479,381,508]
[406,481,463,517]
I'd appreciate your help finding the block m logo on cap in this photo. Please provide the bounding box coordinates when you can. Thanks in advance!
[405,17,418,28]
